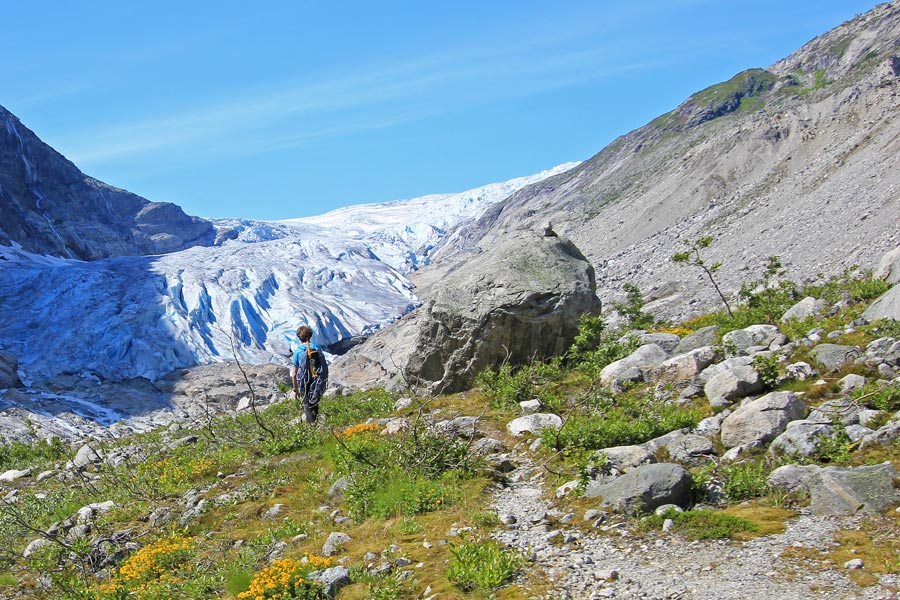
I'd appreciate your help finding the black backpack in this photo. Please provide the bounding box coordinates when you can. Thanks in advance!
[302,343,328,403]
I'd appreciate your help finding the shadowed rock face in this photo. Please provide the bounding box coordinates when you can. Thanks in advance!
[0,105,214,260]
[331,233,601,393]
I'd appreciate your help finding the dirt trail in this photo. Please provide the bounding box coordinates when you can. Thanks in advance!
[488,450,898,600]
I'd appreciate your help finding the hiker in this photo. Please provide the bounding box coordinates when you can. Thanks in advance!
[291,325,328,423]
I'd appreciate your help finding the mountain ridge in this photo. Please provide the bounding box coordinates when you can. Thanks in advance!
[427,0,900,324]
[0,104,215,260]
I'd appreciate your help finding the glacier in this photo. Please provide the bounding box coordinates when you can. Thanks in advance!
[0,162,578,388]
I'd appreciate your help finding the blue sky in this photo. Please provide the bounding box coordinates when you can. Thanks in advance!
[1,0,879,220]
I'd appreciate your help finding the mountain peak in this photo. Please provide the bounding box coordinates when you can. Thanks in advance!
[0,104,215,260]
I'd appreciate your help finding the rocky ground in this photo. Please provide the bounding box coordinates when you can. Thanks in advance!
[490,450,900,600]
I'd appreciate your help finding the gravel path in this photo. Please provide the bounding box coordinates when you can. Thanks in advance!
[489,452,900,600]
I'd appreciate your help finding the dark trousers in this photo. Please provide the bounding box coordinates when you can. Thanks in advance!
[303,397,319,423]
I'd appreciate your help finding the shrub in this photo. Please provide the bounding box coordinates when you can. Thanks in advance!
[344,468,458,521]
[541,390,701,452]
[752,354,780,389]
[98,535,200,599]
[447,538,524,593]
[853,382,900,413]
[475,360,563,410]
[613,283,655,330]
[721,460,770,501]
[237,557,331,600]
[647,508,758,540]
[0,436,66,472]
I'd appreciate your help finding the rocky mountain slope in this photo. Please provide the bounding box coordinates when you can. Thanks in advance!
[0,105,215,260]
[433,1,900,323]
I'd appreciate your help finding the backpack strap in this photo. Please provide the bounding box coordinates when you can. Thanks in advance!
[306,343,318,379]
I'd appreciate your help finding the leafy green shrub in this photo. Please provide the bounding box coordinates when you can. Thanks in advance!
[803,268,890,303]
[447,538,524,593]
[568,314,607,361]
[344,468,457,521]
[721,460,770,501]
[812,425,854,464]
[471,510,501,528]
[475,360,563,410]
[566,314,639,377]
[541,390,701,453]
[752,354,780,389]
[852,382,900,413]
[319,388,395,427]
[646,508,758,540]
[0,436,66,472]
[613,283,656,330]
[475,364,533,409]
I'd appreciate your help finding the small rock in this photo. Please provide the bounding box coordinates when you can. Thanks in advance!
[845,558,865,569]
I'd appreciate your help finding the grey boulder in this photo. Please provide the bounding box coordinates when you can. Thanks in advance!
[704,364,763,405]
[720,391,806,449]
[673,326,719,355]
[722,325,781,356]
[810,344,863,373]
[781,297,830,322]
[600,344,669,388]
[650,346,716,385]
[583,463,692,515]
[310,566,351,597]
[863,285,900,322]
[768,462,898,516]
[507,413,563,436]
[769,421,834,457]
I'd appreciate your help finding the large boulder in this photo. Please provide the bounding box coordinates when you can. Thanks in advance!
[650,346,716,385]
[600,344,669,388]
[673,326,719,355]
[722,325,781,356]
[875,246,900,284]
[781,297,830,322]
[703,364,763,405]
[507,413,563,436]
[331,233,600,393]
[768,462,898,516]
[769,421,834,457]
[863,285,900,322]
[809,344,863,373]
[720,391,806,449]
[583,463,692,515]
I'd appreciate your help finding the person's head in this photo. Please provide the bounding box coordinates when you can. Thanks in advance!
[296,325,313,342]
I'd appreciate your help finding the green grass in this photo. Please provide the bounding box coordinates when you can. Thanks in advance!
[646,508,759,540]
[447,538,525,594]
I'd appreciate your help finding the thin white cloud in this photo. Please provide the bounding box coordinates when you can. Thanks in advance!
[59,21,674,168]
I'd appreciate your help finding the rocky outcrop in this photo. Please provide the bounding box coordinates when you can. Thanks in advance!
[0,104,214,260]
[331,233,601,393]
[863,285,900,322]
[0,352,22,388]
[769,462,899,516]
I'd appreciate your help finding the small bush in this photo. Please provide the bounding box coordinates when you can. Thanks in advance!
[752,354,780,389]
[541,391,701,452]
[447,538,524,593]
[813,425,854,464]
[853,382,900,413]
[0,436,66,472]
[648,508,758,540]
[237,557,333,600]
[721,460,771,501]
[613,283,656,330]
